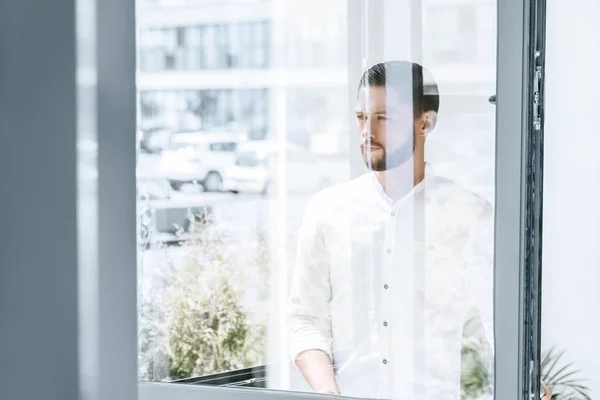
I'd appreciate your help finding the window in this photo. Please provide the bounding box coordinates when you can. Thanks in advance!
[139,18,271,72]
[235,150,264,167]
[139,89,268,135]
[137,0,498,399]
[250,21,269,68]
[209,142,237,152]
[238,23,253,68]
[183,26,202,70]
[227,23,242,68]
[201,25,218,69]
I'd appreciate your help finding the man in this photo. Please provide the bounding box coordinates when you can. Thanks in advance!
[287,60,495,399]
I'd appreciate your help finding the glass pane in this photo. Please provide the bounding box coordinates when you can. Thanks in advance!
[541,2,599,399]
[136,0,497,398]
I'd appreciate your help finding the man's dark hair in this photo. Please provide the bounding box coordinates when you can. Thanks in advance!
[358,60,440,118]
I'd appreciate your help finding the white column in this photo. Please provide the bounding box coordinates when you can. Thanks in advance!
[266,0,290,390]
[346,0,418,179]
[542,0,600,396]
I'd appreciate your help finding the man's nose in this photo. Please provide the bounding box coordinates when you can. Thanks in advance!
[360,117,376,140]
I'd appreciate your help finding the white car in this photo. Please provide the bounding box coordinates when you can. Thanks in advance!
[223,140,340,195]
[139,127,172,154]
[158,132,245,192]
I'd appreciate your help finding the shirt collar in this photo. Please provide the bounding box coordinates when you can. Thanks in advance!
[370,163,431,206]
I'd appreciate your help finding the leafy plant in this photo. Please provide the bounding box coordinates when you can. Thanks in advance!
[460,339,592,400]
[166,252,249,378]
[542,347,592,400]
[461,316,493,399]
[138,209,268,381]
[165,224,267,379]
[461,343,491,399]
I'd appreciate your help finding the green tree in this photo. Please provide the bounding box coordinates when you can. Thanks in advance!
[461,315,493,399]
[165,225,266,380]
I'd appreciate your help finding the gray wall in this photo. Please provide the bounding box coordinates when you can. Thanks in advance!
[0,1,138,400]
[0,1,79,399]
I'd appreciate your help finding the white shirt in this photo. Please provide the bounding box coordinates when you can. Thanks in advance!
[287,169,494,399]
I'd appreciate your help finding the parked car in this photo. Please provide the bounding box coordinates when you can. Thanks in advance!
[139,127,172,154]
[223,140,340,195]
[137,178,214,247]
[158,132,245,192]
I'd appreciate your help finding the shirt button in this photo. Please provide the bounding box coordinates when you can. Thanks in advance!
[382,359,388,365]
[386,249,391,254]
[429,245,435,250]
[384,284,389,290]
[383,321,388,327]
[391,212,396,217]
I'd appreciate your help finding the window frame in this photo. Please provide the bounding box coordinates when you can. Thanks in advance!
[137,1,540,398]
[494,0,546,398]
[0,0,541,399]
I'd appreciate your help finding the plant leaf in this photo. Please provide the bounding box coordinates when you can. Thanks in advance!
[547,363,576,385]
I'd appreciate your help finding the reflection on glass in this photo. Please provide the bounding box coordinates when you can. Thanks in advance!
[136,1,496,399]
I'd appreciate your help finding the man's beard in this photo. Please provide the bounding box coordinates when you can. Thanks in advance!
[363,131,416,171]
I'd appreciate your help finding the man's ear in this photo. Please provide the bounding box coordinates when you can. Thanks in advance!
[422,110,438,135]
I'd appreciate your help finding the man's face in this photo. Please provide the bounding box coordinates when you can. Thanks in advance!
[355,86,418,171]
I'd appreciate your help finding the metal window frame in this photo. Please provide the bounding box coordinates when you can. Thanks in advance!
[495,0,545,400]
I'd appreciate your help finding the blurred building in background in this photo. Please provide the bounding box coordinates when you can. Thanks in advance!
[137,0,495,156]
[137,0,348,155]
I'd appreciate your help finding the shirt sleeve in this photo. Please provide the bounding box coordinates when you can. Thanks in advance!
[287,194,333,362]
[464,202,495,355]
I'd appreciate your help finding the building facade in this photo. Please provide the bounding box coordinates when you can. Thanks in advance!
[137,0,348,153]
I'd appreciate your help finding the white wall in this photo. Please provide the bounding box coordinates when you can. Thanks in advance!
[542,0,600,396]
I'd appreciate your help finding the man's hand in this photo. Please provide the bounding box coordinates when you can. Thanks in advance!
[317,388,340,395]
[541,380,552,400]
[295,349,340,395]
